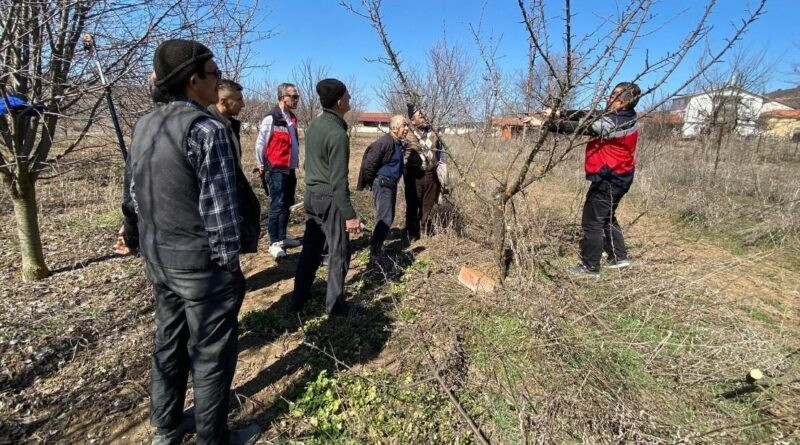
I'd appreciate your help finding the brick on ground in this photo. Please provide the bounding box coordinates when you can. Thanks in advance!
[458,267,496,293]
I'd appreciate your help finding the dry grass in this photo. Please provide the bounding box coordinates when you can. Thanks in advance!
[407,131,800,443]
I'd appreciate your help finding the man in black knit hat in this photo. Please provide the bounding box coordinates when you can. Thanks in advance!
[127,39,260,445]
[291,78,363,317]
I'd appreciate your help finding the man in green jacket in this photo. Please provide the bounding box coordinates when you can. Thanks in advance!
[292,78,363,317]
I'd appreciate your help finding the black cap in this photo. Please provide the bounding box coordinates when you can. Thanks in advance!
[407,103,417,119]
[153,39,213,89]
[316,78,347,108]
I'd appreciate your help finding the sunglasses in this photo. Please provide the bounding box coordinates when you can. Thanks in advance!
[285,94,300,99]
[204,69,222,79]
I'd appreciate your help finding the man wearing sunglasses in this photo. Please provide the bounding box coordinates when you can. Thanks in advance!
[128,39,261,444]
[256,83,302,259]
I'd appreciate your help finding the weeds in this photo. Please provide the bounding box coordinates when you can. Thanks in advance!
[286,370,469,444]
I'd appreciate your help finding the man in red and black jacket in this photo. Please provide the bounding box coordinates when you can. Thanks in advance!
[255,83,302,259]
[547,82,641,277]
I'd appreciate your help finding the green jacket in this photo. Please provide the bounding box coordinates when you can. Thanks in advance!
[303,108,356,220]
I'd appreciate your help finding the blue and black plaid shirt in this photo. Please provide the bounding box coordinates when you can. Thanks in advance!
[131,99,241,269]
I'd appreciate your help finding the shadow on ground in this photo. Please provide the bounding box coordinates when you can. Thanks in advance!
[231,229,418,433]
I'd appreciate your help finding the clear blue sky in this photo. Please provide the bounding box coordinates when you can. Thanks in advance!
[245,0,799,110]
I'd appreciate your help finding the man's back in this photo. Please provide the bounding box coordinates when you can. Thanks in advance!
[131,101,213,269]
[302,108,356,220]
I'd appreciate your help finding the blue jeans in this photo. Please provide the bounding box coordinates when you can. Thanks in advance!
[371,176,398,254]
[265,169,297,244]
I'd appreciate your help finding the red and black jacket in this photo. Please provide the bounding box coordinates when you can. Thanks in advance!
[260,106,297,172]
[548,108,638,188]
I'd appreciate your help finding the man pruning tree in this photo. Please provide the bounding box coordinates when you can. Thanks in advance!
[543,82,641,277]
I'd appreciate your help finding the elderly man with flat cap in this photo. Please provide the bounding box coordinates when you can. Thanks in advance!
[127,39,261,445]
[291,78,363,317]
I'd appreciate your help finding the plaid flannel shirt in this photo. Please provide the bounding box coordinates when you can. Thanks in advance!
[131,99,241,269]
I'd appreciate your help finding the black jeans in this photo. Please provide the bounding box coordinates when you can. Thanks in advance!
[292,191,351,315]
[145,261,245,445]
[371,176,398,254]
[265,169,297,244]
[580,180,629,271]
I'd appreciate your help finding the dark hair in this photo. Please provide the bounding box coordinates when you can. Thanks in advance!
[219,79,243,91]
[219,79,243,95]
[613,82,641,110]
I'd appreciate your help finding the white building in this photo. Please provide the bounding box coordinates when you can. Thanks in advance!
[669,87,793,137]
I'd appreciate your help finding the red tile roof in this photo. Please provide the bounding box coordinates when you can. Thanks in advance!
[491,117,526,127]
[639,111,683,124]
[356,112,392,123]
[761,110,800,119]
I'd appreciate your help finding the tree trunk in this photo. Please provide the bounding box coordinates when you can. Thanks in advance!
[11,171,49,281]
[712,125,725,179]
[491,201,510,281]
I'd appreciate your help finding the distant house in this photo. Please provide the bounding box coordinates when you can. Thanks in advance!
[759,109,800,139]
[353,111,391,133]
[491,116,541,141]
[669,87,793,137]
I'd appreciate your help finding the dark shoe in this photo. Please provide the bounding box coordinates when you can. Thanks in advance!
[152,429,183,445]
[404,229,420,243]
[151,408,196,445]
[329,301,365,319]
[229,423,262,445]
[605,258,631,269]
[568,262,600,278]
[368,253,393,272]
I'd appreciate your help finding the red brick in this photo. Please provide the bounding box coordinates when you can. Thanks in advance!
[458,267,496,293]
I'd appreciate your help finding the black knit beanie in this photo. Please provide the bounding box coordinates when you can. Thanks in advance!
[316,78,347,108]
[407,103,416,119]
[153,39,213,90]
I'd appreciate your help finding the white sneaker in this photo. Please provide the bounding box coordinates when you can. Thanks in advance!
[269,242,287,259]
[280,238,302,248]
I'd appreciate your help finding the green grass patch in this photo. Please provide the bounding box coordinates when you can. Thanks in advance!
[240,309,280,334]
[749,309,776,326]
[287,370,469,444]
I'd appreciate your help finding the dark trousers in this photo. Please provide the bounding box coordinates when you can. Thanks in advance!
[292,191,351,315]
[580,180,629,271]
[404,171,439,238]
[145,261,245,444]
[371,176,398,254]
[265,169,297,244]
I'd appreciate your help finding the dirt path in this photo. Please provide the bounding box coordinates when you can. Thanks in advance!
[106,220,399,443]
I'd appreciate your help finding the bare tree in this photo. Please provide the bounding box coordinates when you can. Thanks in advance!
[343,0,767,279]
[0,0,267,280]
[240,77,278,132]
[291,58,329,128]
[343,73,366,136]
